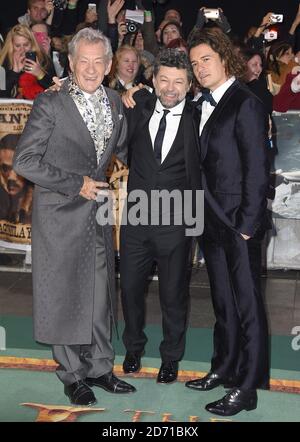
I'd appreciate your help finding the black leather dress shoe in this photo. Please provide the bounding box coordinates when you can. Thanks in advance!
[64,380,97,406]
[123,352,142,374]
[205,388,258,416]
[86,372,136,394]
[157,361,178,384]
[185,372,225,391]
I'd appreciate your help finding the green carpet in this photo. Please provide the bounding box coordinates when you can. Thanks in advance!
[1,315,300,422]
[0,351,299,422]
[1,315,299,372]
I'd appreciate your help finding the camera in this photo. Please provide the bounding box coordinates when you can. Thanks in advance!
[88,3,97,11]
[264,30,278,41]
[25,51,36,61]
[125,9,144,34]
[126,20,142,34]
[270,14,283,23]
[52,0,66,10]
[203,8,220,20]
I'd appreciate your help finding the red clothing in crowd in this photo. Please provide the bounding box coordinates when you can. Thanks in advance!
[273,73,300,112]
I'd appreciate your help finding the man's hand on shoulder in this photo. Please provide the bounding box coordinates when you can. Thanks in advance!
[121,84,144,109]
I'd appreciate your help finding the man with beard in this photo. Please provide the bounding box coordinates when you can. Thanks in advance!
[0,134,32,224]
[121,49,202,383]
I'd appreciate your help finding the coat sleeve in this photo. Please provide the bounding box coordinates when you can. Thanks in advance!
[235,96,270,236]
[13,92,83,198]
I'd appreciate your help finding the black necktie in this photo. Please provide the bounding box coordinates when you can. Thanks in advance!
[153,109,170,164]
[196,89,217,109]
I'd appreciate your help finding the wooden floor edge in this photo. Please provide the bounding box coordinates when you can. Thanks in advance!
[1,356,300,393]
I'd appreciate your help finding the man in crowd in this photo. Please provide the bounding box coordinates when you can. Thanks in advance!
[185,29,270,417]
[18,0,50,27]
[121,48,202,384]
[14,28,135,406]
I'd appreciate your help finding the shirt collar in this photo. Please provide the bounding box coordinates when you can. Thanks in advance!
[82,91,92,100]
[211,76,235,104]
[118,77,133,90]
[155,98,186,116]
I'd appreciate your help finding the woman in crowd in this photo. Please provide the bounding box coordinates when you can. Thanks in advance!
[0,24,54,99]
[160,21,184,48]
[166,37,188,53]
[108,44,142,93]
[242,48,273,114]
[273,65,300,112]
[267,41,297,95]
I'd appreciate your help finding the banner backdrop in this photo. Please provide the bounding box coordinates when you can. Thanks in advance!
[0,99,33,249]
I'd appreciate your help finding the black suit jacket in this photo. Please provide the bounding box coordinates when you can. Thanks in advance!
[125,89,201,194]
[198,80,269,238]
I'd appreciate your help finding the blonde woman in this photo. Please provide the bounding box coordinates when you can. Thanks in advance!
[0,24,55,99]
[108,44,142,94]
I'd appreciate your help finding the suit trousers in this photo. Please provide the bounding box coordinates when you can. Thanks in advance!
[203,227,269,390]
[52,224,114,386]
[120,223,192,362]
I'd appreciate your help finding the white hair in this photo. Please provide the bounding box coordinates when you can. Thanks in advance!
[68,28,113,62]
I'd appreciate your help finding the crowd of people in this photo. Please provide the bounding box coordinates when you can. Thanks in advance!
[0,1,299,108]
[1,0,300,420]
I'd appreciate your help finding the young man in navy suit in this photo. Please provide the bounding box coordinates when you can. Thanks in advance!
[185,29,270,416]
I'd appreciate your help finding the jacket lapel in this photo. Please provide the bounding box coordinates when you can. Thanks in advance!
[182,102,202,186]
[96,87,120,170]
[58,80,97,162]
[140,96,160,167]
[199,80,240,162]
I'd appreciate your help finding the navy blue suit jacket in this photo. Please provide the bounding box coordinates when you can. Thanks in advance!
[198,80,270,238]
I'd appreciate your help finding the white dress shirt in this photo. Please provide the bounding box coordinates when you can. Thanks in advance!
[73,90,96,119]
[149,99,186,163]
[199,77,235,135]
[118,77,134,90]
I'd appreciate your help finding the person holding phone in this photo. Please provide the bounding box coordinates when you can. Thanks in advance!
[0,24,55,99]
[76,3,99,32]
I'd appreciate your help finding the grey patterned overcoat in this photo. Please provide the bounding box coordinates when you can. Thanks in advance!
[13,80,127,345]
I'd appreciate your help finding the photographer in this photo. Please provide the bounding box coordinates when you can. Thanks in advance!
[193,6,231,34]
[76,3,99,31]
[247,5,300,53]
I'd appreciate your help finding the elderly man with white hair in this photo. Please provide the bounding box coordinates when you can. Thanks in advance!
[14,28,135,406]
